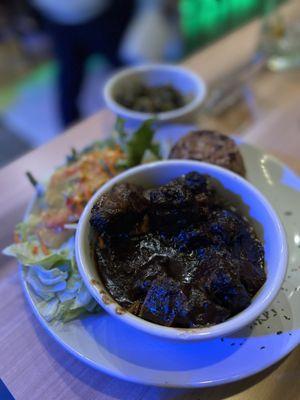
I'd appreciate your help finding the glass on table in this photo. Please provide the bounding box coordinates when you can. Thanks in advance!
[260,0,300,71]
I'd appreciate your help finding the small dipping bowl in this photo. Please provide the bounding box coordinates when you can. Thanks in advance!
[103,64,206,124]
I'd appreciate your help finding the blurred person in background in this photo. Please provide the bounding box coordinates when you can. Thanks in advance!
[120,0,182,64]
[30,0,135,127]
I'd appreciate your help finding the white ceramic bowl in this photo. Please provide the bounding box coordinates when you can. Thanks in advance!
[103,64,206,123]
[75,161,287,341]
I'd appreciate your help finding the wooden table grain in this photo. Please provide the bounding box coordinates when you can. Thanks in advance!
[1,3,300,399]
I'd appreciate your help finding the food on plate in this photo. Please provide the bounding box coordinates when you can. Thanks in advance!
[4,118,250,325]
[169,130,246,177]
[3,236,99,322]
[14,119,160,251]
[115,82,186,113]
[3,119,161,322]
[38,145,126,248]
[90,172,265,328]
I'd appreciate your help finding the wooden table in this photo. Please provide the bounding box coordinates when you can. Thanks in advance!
[1,2,300,399]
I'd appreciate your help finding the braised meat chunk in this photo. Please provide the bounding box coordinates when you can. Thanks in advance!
[90,182,149,237]
[176,287,231,328]
[139,276,187,326]
[148,172,213,232]
[204,264,251,313]
[90,172,265,328]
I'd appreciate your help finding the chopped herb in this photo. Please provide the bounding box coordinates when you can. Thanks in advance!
[115,82,185,113]
[271,308,278,317]
[66,148,79,164]
[26,171,38,188]
[26,171,44,197]
[114,117,161,167]
[99,159,114,177]
[276,331,283,335]
[115,117,127,152]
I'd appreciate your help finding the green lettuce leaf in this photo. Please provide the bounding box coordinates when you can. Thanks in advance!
[115,118,161,167]
[3,241,70,269]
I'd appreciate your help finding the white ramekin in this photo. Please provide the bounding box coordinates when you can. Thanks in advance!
[76,160,287,341]
[103,64,206,123]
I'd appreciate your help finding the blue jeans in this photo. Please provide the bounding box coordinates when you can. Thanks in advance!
[45,0,134,126]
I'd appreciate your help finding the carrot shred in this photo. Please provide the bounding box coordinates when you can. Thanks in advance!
[98,237,105,249]
[40,241,50,255]
[14,231,20,243]
[32,245,39,255]
[36,232,50,256]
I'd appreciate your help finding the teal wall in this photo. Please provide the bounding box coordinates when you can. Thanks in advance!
[180,0,285,51]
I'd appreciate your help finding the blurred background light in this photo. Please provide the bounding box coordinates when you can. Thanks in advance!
[0,0,286,167]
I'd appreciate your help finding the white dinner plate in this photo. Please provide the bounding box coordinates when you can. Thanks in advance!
[21,129,300,388]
